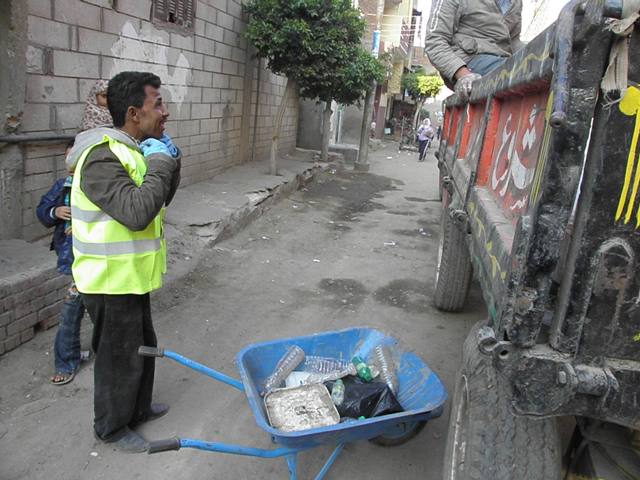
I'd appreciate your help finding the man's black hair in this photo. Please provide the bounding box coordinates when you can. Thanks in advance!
[107,72,162,127]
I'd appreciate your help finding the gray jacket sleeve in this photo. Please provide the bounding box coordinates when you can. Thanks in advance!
[80,145,181,231]
[425,0,466,83]
[507,1,523,51]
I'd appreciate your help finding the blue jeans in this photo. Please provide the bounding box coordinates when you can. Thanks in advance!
[467,54,507,76]
[54,283,86,374]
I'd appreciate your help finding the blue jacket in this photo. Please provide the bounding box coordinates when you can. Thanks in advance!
[36,177,74,275]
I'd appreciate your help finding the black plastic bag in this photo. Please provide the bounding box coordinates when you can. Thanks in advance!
[327,376,403,419]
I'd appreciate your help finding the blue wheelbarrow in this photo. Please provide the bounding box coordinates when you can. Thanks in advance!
[138,327,446,479]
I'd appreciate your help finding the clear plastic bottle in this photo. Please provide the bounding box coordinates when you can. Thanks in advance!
[331,379,345,406]
[303,356,350,374]
[304,364,356,384]
[374,345,398,394]
[262,345,305,395]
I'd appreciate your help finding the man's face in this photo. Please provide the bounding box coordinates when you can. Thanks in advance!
[136,85,169,140]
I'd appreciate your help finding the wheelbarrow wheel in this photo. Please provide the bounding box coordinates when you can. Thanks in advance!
[442,322,561,480]
[433,190,472,312]
[369,420,427,447]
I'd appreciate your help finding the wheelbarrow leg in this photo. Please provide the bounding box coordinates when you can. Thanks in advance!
[285,453,298,480]
[314,443,345,480]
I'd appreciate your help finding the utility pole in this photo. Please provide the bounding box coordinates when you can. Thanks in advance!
[355,0,385,172]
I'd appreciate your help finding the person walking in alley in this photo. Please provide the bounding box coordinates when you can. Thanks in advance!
[66,71,181,453]
[36,141,90,385]
[417,118,434,162]
[426,0,523,99]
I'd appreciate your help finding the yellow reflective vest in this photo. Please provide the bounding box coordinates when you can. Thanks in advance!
[71,135,166,295]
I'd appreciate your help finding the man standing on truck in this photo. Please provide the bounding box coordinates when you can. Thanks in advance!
[66,71,181,453]
[426,0,523,99]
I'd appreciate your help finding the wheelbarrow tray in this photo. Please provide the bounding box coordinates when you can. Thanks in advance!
[236,327,447,449]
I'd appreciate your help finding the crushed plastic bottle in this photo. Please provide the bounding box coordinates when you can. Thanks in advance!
[262,345,305,395]
[374,345,398,394]
[303,356,350,374]
[331,379,345,406]
[304,364,356,384]
[351,356,373,382]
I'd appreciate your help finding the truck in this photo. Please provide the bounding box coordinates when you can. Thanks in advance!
[434,0,640,478]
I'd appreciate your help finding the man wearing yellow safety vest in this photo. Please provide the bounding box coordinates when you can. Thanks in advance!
[65,72,181,453]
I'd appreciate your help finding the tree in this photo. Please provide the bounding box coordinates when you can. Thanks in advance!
[313,47,385,162]
[244,0,384,170]
[402,68,444,127]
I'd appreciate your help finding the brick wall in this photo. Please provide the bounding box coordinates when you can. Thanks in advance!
[15,0,299,241]
[0,267,69,355]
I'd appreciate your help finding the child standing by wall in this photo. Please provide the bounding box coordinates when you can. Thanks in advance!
[36,141,88,385]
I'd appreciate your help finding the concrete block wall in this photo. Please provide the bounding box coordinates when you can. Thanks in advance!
[0,267,69,355]
[14,0,299,241]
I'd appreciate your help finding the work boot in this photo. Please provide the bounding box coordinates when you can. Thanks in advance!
[131,403,170,426]
[97,427,148,454]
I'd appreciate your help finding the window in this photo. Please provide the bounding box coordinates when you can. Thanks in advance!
[153,0,196,31]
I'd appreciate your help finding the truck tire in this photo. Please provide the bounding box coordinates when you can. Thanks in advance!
[443,322,562,480]
[433,197,472,312]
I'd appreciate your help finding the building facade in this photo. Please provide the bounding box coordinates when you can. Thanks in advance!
[0,0,299,242]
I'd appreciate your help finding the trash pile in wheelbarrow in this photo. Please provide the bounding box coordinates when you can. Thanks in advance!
[139,328,446,479]
[262,344,403,432]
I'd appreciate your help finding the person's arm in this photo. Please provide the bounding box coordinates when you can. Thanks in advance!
[80,145,178,231]
[425,0,467,84]
[508,0,524,52]
[36,179,65,228]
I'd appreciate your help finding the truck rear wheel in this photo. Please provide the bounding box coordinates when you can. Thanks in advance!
[443,322,562,480]
[433,197,472,312]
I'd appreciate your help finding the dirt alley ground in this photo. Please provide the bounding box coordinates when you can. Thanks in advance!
[0,142,485,480]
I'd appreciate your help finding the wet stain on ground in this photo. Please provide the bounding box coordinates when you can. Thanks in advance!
[392,229,431,238]
[373,279,434,313]
[336,200,386,222]
[405,197,429,203]
[386,210,417,217]
[319,278,369,308]
[303,170,398,224]
[418,218,441,229]
[330,222,352,232]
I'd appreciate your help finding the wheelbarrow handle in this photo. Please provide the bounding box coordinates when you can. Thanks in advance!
[148,437,181,454]
[138,346,244,391]
[149,437,301,458]
[138,346,164,357]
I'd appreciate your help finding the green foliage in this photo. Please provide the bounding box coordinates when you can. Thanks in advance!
[244,0,384,105]
[320,47,385,105]
[401,68,444,102]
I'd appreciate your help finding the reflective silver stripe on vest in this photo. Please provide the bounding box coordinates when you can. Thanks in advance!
[71,206,113,223]
[73,237,162,255]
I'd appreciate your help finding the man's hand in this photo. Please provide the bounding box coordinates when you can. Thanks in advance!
[54,206,71,220]
[139,138,172,158]
[455,72,482,100]
[159,134,179,158]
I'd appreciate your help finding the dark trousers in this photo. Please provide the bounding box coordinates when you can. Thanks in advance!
[418,139,431,161]
[83,293,157,440]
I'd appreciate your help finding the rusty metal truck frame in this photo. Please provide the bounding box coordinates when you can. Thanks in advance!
[435,1,640,478]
